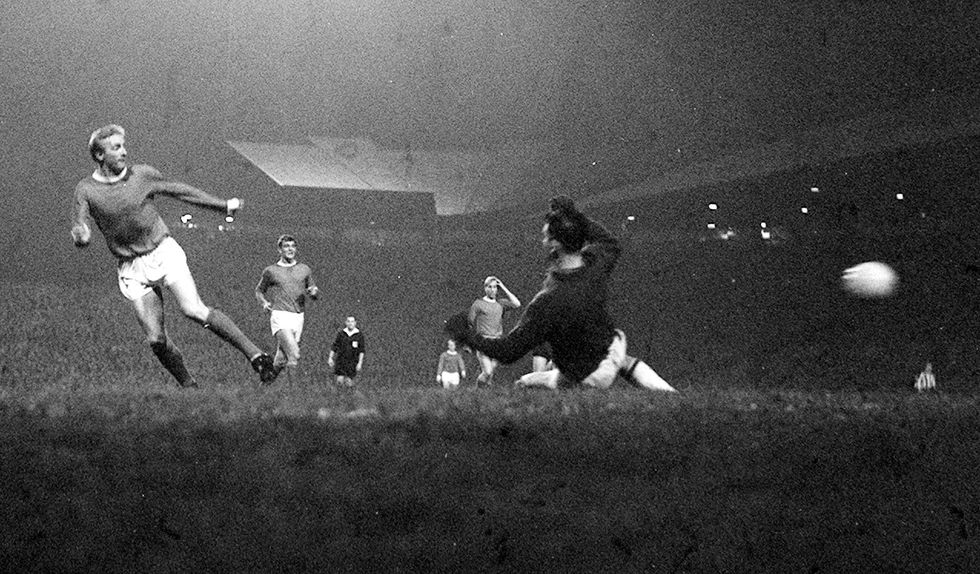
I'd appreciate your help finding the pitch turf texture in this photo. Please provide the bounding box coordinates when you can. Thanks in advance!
[4,283,980,572]
[6,138,980,570]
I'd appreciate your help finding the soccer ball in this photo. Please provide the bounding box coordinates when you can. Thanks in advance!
[841,261,898,298]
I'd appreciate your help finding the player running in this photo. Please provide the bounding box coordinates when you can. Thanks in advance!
[70,124,278,387]
[255,234,319,380]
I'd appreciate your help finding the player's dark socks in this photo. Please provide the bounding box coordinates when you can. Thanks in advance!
[203,308,262,359]
[619,357,640,381]
[149,341,194,386]
[250,354,279,384]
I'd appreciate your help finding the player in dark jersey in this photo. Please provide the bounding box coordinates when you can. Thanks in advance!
[70,124,277,387]
[255,234,319,379]
[447,196,676,392]
[329,316,366,387]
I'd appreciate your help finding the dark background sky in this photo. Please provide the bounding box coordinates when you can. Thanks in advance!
[0,0,977,255]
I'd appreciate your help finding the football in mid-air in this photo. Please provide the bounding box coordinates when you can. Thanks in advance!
[841,261,898,298]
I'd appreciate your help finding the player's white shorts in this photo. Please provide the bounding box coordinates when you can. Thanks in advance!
[580,329,627,389]
[117,236,193,301]
[440,371,460,388]
[517,330,628,389]
[270,310,305,340]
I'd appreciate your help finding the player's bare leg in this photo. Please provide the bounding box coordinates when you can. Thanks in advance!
[274,329,300,367]
[133,287,195,387]
[532,356,552,372]
[476,352,496,387]
[515,368,560,389]
[272,329,301,381]
[620,356,677,392]
[168,272,276,382]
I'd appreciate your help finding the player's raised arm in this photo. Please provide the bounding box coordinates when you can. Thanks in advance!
[145,166,241,215]
[496,279,521,309]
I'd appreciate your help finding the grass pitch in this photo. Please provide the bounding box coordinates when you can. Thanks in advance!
[3,281,980,572]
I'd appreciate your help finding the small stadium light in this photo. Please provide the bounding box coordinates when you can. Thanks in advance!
[801,207,809,214]
[896,193,904,200]
[626,215,636,222]
[707,223,716,230]
[708,203,718,210]
[225,215,235,223]
[760,222,767,229]
[810,186,820,193]
[180,214,192,224]
[218,224,226,232]
[761,230,771,240]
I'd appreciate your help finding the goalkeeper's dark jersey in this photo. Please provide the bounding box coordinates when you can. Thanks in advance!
[466,218,621,383]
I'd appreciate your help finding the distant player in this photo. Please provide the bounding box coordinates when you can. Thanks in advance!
[255,234,319,379]
[436,339,467,389]
[70,124,277,387]
[468,275,521,386]
[447,196,676,392]
[329,316,365,387]
[915,362,936,393]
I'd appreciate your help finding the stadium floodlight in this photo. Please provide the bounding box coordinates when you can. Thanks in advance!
[225,215,235,223]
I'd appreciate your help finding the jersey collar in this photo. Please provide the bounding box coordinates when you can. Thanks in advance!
[92,167,129,184]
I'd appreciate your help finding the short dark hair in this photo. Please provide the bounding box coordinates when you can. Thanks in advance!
[277,234,296,248]
[544,196,588,253]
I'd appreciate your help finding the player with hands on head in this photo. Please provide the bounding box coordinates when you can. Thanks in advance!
[446,195,676,392]
[71,124,278,387]
[255,234,319,380]
[468,275,521,387]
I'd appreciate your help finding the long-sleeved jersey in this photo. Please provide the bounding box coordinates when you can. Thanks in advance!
[73,164,228,260]
[464,217,622,383]
[437,350,466,375]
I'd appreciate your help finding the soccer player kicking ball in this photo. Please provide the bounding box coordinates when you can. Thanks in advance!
[446,195,676,392]
[255,234,319,381]
[70,124,278,387]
